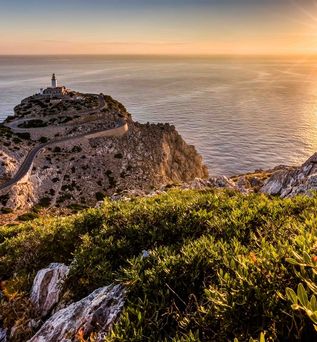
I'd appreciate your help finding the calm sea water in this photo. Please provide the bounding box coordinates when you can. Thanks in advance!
[1,55,317,176]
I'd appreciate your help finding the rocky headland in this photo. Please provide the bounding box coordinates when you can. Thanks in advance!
[0,90,208,221]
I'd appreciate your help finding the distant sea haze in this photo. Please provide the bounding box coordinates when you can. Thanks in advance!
[1,55,317,176]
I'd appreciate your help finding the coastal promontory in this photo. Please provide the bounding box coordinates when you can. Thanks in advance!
[0,76,208,219]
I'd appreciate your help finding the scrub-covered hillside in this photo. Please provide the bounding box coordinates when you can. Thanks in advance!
[0,189,317,341]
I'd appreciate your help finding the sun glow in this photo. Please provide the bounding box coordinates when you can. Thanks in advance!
[1,0,317,56]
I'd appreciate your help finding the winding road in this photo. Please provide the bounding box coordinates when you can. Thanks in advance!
[0,95,128,194]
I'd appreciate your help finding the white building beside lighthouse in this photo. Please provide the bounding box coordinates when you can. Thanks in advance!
[42,74,68,98]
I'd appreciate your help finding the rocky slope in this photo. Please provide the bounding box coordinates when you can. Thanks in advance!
[110,151,317,201]
[261,153,317,197]
[22,121,207,209]
[0,93,208,217]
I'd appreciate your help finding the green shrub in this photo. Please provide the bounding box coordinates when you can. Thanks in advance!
[95,191,105,201]
[0,208,104,280]
[17,212,39,221]
[1,207,13,214]
[114,153,123,159]
[0,194,10,206]
[12,137,22,144]
[38,136,48,143]
[285,251,317,335]
[67,204,88,212]
[16,132,31,140]
[38,197,51,207]
[71,146,82,153]
[1,190,317,340]
[18,119,47,128]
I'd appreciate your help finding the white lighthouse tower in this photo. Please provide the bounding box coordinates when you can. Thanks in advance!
[42,74,67,97]
[51,73,57,88]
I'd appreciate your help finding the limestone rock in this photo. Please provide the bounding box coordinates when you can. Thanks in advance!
[234,176,252,193]
[30,263,70,317]
[181,176,236,190]
[209,176,236,189]
[261,153,317,197]
[28,284,125,342]
[108,176,237,202]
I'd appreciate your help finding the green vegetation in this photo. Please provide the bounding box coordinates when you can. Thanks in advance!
[95,191,105,201]
[15,132,31,140]
[105,169,117,188]
[1,189,317,341]
[0,207,13,214]
[0,194,9,207]
[53,146,62,153]
[18,119,47,128]
[104,95,128,115]
[12,137,22,144]
[71,145,82,153]
[0,124,13,139]
[38,197,51,207]
[114,153,123,159]
[67,203,88,212]
[285,252,317,332]
[38,136,48,143]
[17,212,39,222]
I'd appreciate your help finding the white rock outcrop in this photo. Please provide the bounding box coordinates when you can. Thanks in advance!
[30,263,70,317]
[261,153,317,198]
[28,284,125,342]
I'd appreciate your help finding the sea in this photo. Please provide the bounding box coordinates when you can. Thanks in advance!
[1,55,317,176]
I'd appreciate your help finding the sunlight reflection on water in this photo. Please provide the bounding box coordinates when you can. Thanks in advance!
[1,56,317,175]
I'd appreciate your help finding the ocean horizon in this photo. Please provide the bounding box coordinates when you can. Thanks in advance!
[1,55,317,176]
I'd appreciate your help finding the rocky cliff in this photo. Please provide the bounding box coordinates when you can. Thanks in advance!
[261,153,317,197]
[0,93,208,217]
[19,121,207,210]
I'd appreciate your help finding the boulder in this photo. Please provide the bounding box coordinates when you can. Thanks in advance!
[261,171,286,195]
[208,176,236,189]
[30,263,70,317]
[28,284,125,342]
[235,176,251,193]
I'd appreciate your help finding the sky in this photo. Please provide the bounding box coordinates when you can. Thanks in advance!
[1,0,317,55]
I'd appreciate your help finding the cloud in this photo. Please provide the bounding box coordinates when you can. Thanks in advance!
[40,40,188,47]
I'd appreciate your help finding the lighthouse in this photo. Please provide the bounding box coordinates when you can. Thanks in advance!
[42,74,67,97]
[51,73,57,88]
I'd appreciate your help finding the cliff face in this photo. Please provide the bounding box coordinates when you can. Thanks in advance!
[26,122,207,209]
[159,124,208,183]
[120,122,208,186]
[0,95,208,213]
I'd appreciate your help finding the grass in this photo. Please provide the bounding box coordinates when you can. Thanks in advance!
[0,189,317,341]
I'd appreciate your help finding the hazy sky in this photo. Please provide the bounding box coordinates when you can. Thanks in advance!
[1,0,317,55]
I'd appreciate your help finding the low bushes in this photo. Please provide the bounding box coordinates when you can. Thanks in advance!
[1,190,317,340]
[18,119,47,128]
